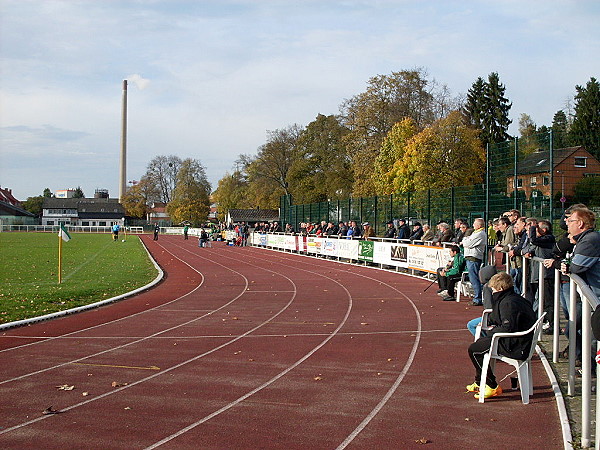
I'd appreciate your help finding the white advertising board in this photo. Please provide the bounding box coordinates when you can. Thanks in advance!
[407,245,451,273]
[373,241,409,268]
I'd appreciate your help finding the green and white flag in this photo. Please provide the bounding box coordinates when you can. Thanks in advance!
[58,224,72,242]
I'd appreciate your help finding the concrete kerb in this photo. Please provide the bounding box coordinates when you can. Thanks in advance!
[0,236,163,332]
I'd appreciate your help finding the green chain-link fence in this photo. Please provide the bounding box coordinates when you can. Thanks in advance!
[281,131,597,235]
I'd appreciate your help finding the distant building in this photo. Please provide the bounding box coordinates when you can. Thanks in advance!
[55,189,76,199]
[147,202,170,224]
[42,197,125,227]
[506,146,600,199]
[226,208,279,227]
[0,187,36,225]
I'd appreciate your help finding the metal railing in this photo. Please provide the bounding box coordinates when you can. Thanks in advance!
[251,232,600,449]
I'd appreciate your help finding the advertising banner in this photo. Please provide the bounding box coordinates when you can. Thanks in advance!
[358,240,374,262]
[283,235,297,251]
[336,239,360,259]
[322,238,338,256]
[407,245,451,273]
[373,241,408,268]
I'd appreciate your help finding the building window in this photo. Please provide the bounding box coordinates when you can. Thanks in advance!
[543,176,549,186]
[574,157,587,167]
[530,177,537,187]
[82,221,90,226]
[47,220,54,225]
[99,221,107,226]
[516,178,523,188]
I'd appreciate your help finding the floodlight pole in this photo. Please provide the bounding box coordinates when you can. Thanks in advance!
[119,80,128,202]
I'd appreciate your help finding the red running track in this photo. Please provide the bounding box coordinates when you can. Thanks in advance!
[0,235,564,449]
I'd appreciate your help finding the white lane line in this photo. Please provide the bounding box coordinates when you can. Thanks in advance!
[0,241,245,382]
[145,253,354,449]
[0,240,298,435]
[238,247,423,449]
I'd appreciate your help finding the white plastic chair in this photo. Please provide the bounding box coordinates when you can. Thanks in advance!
[474,309,493,341]
[455,271,472,302]
[477,312,546,404]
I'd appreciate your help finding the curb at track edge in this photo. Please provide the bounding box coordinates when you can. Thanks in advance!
[0,236,164,331]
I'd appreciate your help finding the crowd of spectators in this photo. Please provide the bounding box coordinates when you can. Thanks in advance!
[247,205,600,401]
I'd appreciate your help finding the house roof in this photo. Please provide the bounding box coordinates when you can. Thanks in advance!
[0,188,21,206]
[0,200,36,217]
[43,198,125,215]
[513,146,587,175]
[228,208,279,222]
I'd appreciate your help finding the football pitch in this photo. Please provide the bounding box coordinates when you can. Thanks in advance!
[0,232,158,324]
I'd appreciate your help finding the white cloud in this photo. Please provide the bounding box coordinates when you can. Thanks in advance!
[1,0,599,199]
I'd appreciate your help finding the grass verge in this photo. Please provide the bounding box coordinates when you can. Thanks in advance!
[0,232,157,324]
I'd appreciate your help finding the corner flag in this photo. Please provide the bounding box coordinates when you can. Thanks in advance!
[59,224,72,242]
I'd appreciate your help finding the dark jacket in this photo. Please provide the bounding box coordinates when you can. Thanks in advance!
[397,223,410,240]
[525,230,556,282]
[409,226,424,241]
[487,288,537,360]
[383,226,397,239]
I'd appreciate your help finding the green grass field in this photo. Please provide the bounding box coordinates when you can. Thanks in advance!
[0,232,158,324]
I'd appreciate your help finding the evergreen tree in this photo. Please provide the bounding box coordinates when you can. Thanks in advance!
[569,77,600,158]
[482,72,512,146]
[43,188,53,198]
[462,77,486,130]
[551,110,569,149]
[72,186,85,198]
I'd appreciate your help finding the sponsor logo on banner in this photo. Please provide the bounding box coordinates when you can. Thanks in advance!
[323,239,337,255]
[390,245,408,262]
[359,240,374,261]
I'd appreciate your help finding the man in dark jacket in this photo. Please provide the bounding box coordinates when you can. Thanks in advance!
[397,218,410,240]
[467,272,537,399]
[383,221,397,239]
[524,220,555,330]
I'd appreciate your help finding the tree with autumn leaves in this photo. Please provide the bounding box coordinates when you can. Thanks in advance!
[375,112,485,194]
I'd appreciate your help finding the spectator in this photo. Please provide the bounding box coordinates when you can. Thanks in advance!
[544,206,585,361]
[153,224,159,240]
[494,216,517,269]
[324,222,338,237]
[524,220,556,331]
[347,220,361,239]
[507,217,529,294]
[183,224,189,240]
[436,245,466,301]
[562,207,600,298]
[504,209,521,226]
[383,221,397,239]
[409,222,424,241]
[421,223,435,242]
[338,221,348,237]
[198,228,208,247]
[453,218,466,244]
[467,272,537,399]
[461,218,487,306]
[467,265,498,336]
[432,222,454,246]
[397,218,410,240]
[363,222,375,239]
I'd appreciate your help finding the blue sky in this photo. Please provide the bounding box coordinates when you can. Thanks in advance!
[1,0,599,200]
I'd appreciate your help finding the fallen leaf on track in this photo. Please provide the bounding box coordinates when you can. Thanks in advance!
[42,406,62,415]
[415,437,431,444]
[111,381,128,388]
[56,385,75,391]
